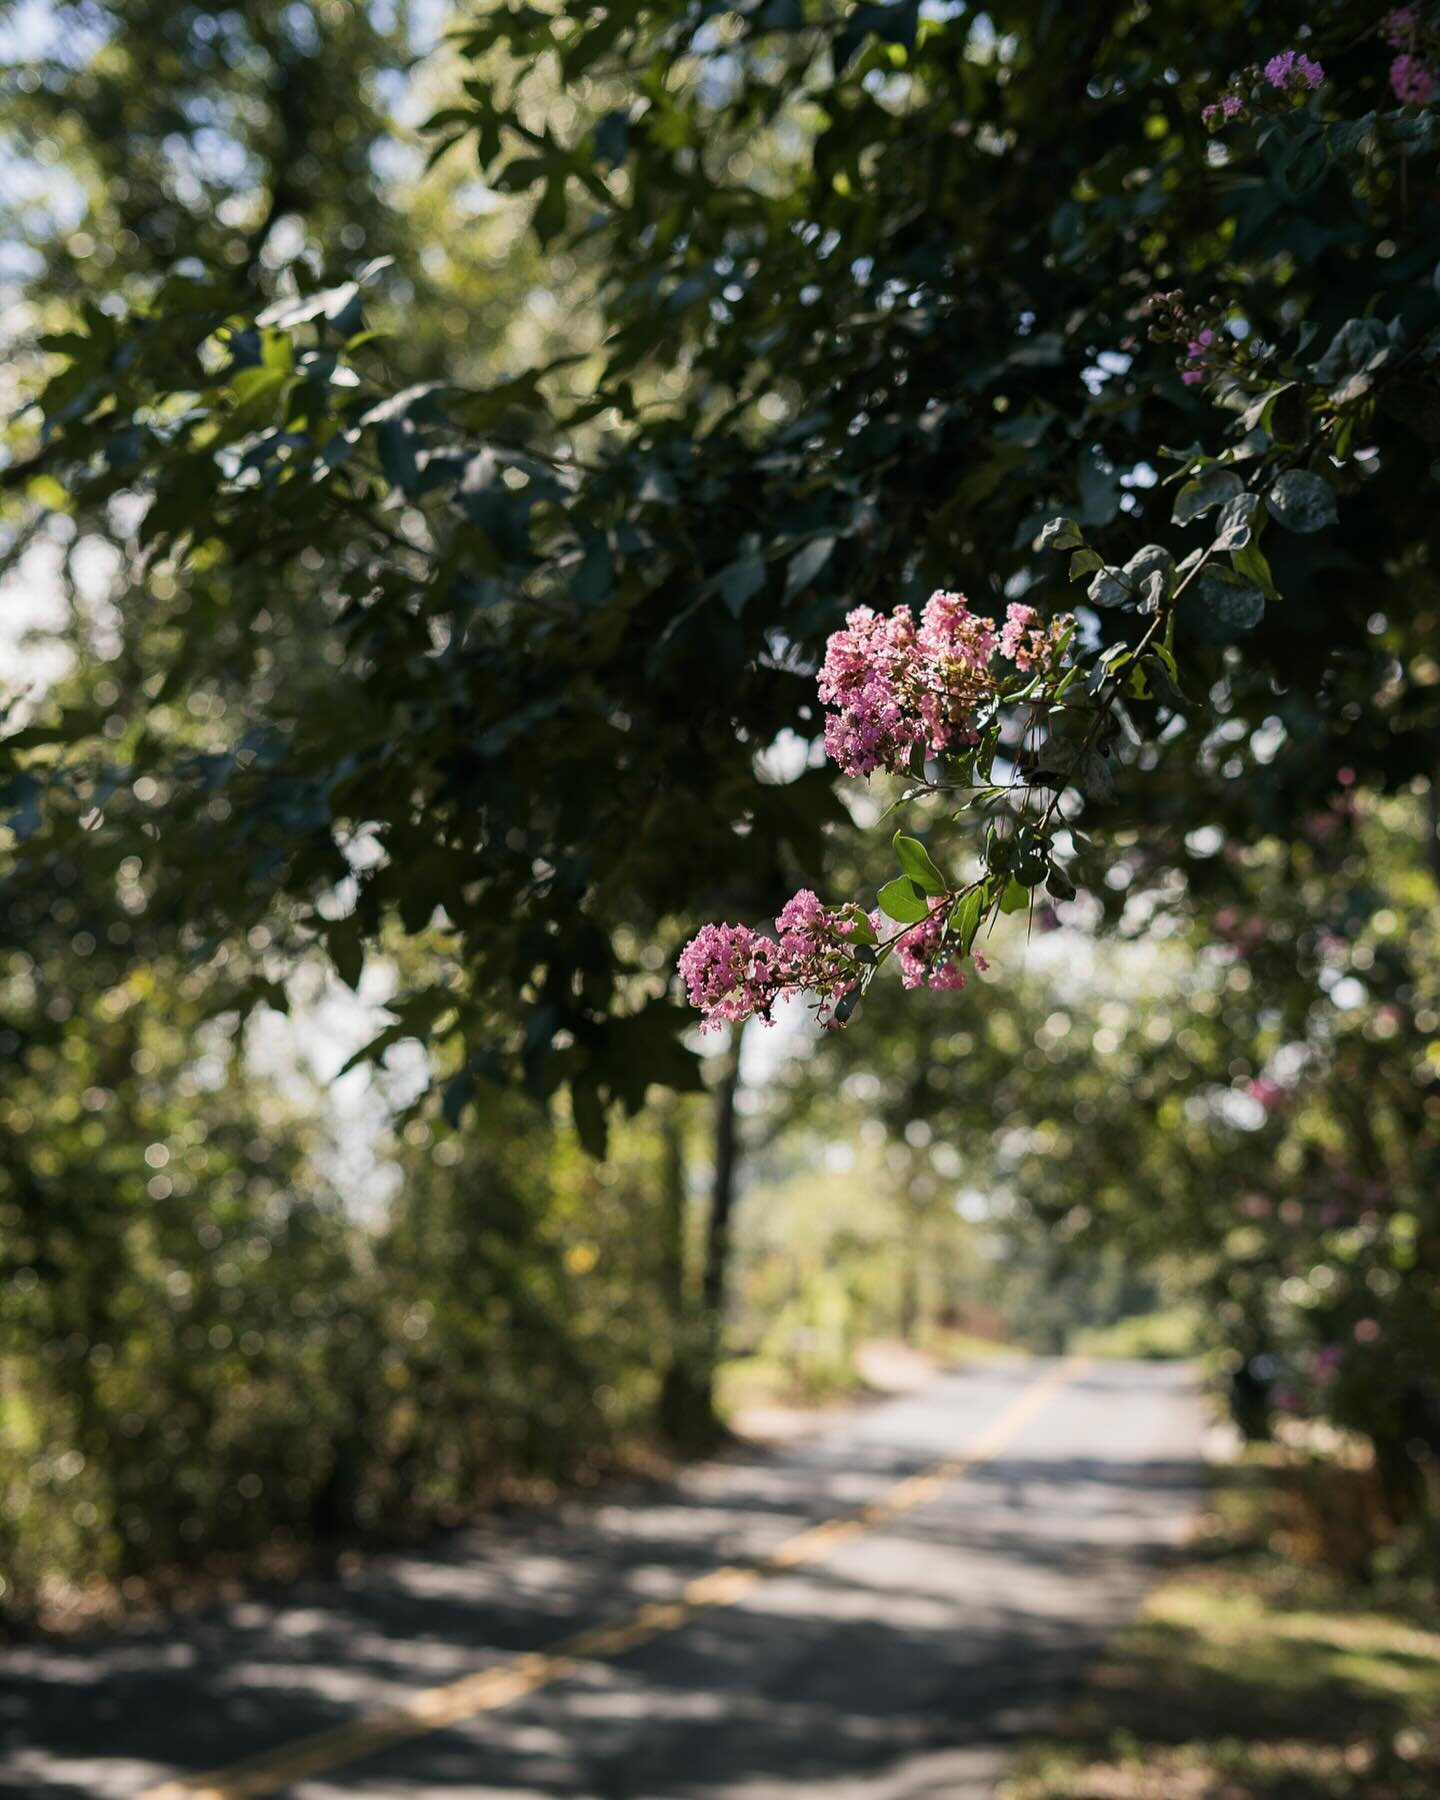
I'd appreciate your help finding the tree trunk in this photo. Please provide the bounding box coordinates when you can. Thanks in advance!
[657,1039,743,1450]
[702,1045,743,1324]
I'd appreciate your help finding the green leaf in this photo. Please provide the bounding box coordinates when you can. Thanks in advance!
[25,472,70,511]
[1173,467,1243,527]
[1231,539,1278,602]
[1194,563,1266,630]
[327,915,365,991]
[533,172,569,248]
[1013,828,1049,887]
[999,875,1030,915]
[1266,470,1337,533]
[893,830,946,895]
[845,910,879,945]
[228,365,289,409]
[1122,545,1176,613]
[718,543,766,615]
[783,535,836,600]
[1046,862,1077,901]
[877,877,929,924]
[1068,547,1104,580]
[949,887,986,955]
[1213,491,1259,551]
[1086,566,1132,609]
[441,1069,473,1129]
[1079,749,1116,803]
[1037,516,1084,551]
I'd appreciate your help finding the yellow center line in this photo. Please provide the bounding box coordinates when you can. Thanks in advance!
[139,1356,1087,1800]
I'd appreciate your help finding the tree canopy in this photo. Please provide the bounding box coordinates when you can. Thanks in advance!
[6,0,1437,1151]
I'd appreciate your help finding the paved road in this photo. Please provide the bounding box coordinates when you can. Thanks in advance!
[2,1358,1205,1799]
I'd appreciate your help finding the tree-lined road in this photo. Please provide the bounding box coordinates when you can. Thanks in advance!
[2,1359,1205,1798]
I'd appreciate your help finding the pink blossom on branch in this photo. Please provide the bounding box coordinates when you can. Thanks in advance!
[679,587,1074,1028]
[678,888,874,1031]
[818,591,1073,779]
[816,604,926,777]
[885,908,968,992]
[677,921,785,1030]
[1391,52,1440,104]
[1385,7,1419,49]
[1264,49,1325,91]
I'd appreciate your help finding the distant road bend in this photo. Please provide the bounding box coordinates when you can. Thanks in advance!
[3,1358,1206,1798]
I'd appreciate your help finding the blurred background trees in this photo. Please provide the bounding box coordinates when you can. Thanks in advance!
[1,0,1437,1635]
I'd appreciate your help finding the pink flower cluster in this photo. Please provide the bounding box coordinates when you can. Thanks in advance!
[1391,52,1439,103]
[1382,12,1439,105]
[1181,325,1217,387]
[678,889,865,1031]
[1386,5,1419,43]
[997,602,1062,670]
[818,592,1072,779]
[1200,94,1244,127]
[875,907,980,993]
[1264,49,1325,92]
[1202,49,1323,129]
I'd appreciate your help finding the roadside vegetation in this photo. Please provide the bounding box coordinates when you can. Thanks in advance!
[1005,1446,1440,1800]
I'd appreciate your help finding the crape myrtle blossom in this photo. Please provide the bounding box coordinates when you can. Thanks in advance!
[818,590,1074,780]
[816,603,926,777]
[1202,49,1324,131]
[1142,292,1241,389]
[1180,326,1216,388]
[679,889,871,1031]
[1386,6,1419,46]
[878,907,989,993]
[676,921,783,1030]
[1381,12,1439,105]
[1391,52,1440,104]
[679,590,1075,1027]
[679,886,990,1028]
[1264,50,1325,92]
[1200,94,1244,127]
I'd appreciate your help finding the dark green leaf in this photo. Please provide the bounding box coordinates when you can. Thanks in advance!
[1173,467,1243,527]
[1266,470,1337,533]
[783,535,836,600]
[949,887,986,955]
[1037,516,1084,552]
[893,831,947,895]
[1194,563,1266,630]
[877,877,929,924]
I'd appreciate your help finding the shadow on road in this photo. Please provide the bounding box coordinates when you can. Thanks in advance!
[0,1359,1207,1799]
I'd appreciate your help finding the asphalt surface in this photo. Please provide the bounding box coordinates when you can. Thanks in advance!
[2,1358,1206,1799]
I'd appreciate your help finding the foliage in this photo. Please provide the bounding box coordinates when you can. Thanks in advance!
[1004,1449,1440,1800]
[0,1022,693,1628]
[677,3,1440,1026]
[5,2,1438,1137]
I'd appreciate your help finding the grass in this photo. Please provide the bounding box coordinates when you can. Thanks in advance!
[1001,1451,1440,1799]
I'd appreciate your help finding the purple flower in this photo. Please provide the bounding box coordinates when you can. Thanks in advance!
[890,910,967,993]
[1391,52,1440,104]
[1385,7,1418,49]
[1265,49,1324,91]
[677,921,784,1030]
